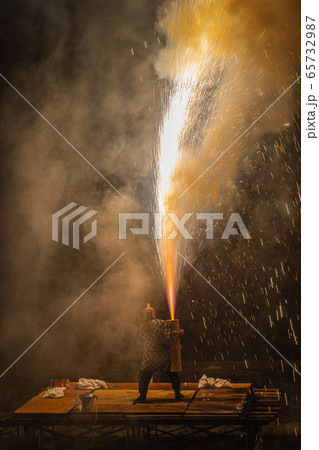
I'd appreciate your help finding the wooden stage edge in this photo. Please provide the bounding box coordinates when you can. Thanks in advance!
[8,382,281,424]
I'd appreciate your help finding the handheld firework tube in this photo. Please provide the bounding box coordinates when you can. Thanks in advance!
[167,319,182,372]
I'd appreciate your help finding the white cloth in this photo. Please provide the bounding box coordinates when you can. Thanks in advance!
[198,374,233,389]
[75,378,108,390]
[43,387,66,398]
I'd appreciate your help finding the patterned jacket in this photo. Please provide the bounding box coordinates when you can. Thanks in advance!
[140,319,179,372]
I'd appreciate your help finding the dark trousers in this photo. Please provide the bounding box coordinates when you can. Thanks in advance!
[138,370,180,397]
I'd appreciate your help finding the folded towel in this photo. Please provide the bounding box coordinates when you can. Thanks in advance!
[198,374,233,389]
[75,378,108,390]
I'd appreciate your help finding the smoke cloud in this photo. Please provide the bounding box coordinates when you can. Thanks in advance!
[0,0,164,383]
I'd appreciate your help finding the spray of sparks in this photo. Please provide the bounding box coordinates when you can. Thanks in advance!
[154,80,192,319]
[153,47,215,319]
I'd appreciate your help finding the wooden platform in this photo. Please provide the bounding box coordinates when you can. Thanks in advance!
[5,382,281,449]
[11,382,280,422]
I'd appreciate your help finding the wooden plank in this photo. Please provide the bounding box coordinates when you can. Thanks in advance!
[14,397,77,415]
[96,403,187,415]
[192,388,249,399]
[14,385,91,415]
[186,386,250,417]
[106,383,197,390]
[95,389,193,402]
[104,382,251,390]
[94,389,193,415]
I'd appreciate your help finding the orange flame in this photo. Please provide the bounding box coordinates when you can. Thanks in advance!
[165,241,176,320]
